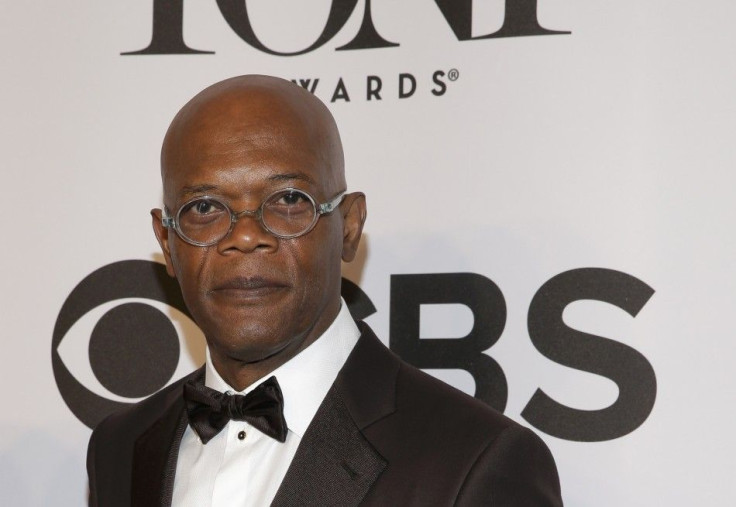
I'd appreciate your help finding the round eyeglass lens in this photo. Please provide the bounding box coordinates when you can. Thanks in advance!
[177,197,231,245]
[261,189,318,237]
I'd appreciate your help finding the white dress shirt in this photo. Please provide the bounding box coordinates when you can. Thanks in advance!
[172,301,360,507]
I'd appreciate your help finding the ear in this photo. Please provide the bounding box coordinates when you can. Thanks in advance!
[340,192,367,262]
[151,208,177,278]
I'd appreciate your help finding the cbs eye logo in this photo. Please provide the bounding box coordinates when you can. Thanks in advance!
[52,260,204,429]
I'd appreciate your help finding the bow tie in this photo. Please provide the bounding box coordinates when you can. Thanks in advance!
[183,375,288,444]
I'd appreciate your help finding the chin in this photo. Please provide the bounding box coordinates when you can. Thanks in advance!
[212,324,299,363]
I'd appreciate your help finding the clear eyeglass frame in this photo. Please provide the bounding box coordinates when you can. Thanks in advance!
[162,187,346,247]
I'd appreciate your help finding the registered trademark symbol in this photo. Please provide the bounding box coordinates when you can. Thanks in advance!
[448,68,459,81]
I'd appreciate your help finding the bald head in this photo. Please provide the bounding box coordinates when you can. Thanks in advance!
[161,75,345,208]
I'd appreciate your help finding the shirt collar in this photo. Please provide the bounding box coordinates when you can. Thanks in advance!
[204,299,361,437]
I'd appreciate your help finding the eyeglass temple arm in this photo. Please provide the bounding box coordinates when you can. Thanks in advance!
[318,192,346,215]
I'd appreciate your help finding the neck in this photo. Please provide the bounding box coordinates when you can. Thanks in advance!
[210,346,306,392]
[207,301,341,392]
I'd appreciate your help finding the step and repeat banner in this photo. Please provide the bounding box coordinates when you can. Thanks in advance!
[2,1,735,505]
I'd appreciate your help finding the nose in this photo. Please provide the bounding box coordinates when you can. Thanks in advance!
[216,211,278,254]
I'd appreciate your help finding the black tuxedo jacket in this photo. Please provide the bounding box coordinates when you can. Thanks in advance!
[88,323,562,506]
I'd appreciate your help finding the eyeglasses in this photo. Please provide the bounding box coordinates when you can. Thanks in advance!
[162,188,346,246]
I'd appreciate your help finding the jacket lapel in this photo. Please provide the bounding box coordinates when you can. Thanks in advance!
[130,369,202,507]
[272,324,400,506]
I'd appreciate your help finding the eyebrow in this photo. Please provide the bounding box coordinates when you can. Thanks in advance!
[268,172,317,185]
[179,184,219,197]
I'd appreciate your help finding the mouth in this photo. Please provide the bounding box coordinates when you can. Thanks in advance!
[210,276,288,300]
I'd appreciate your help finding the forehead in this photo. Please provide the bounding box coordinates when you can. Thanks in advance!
[161,85,340,203]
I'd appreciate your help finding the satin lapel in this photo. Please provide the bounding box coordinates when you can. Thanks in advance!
[271,385,386,506]
[272,325,400,506]
[131,369,201,507]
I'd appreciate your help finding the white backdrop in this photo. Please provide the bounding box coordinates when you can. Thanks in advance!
[2,1,736,505]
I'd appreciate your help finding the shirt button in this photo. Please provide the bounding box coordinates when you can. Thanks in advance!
[238,430,246,441]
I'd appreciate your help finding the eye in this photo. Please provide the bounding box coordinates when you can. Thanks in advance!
[193,199,217,214]
[180,198,228,222]
[278,190,308,206]
[52,260,205,428]
[266,190,313,216]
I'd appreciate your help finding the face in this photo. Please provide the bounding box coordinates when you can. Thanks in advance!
[152,77,366,374]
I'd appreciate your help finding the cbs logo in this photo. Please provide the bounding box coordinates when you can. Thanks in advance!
[52,260,204,428]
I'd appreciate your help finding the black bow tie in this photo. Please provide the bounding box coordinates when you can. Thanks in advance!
[183,375,288,444]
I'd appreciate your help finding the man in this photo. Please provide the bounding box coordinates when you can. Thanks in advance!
[87,75,563,506]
